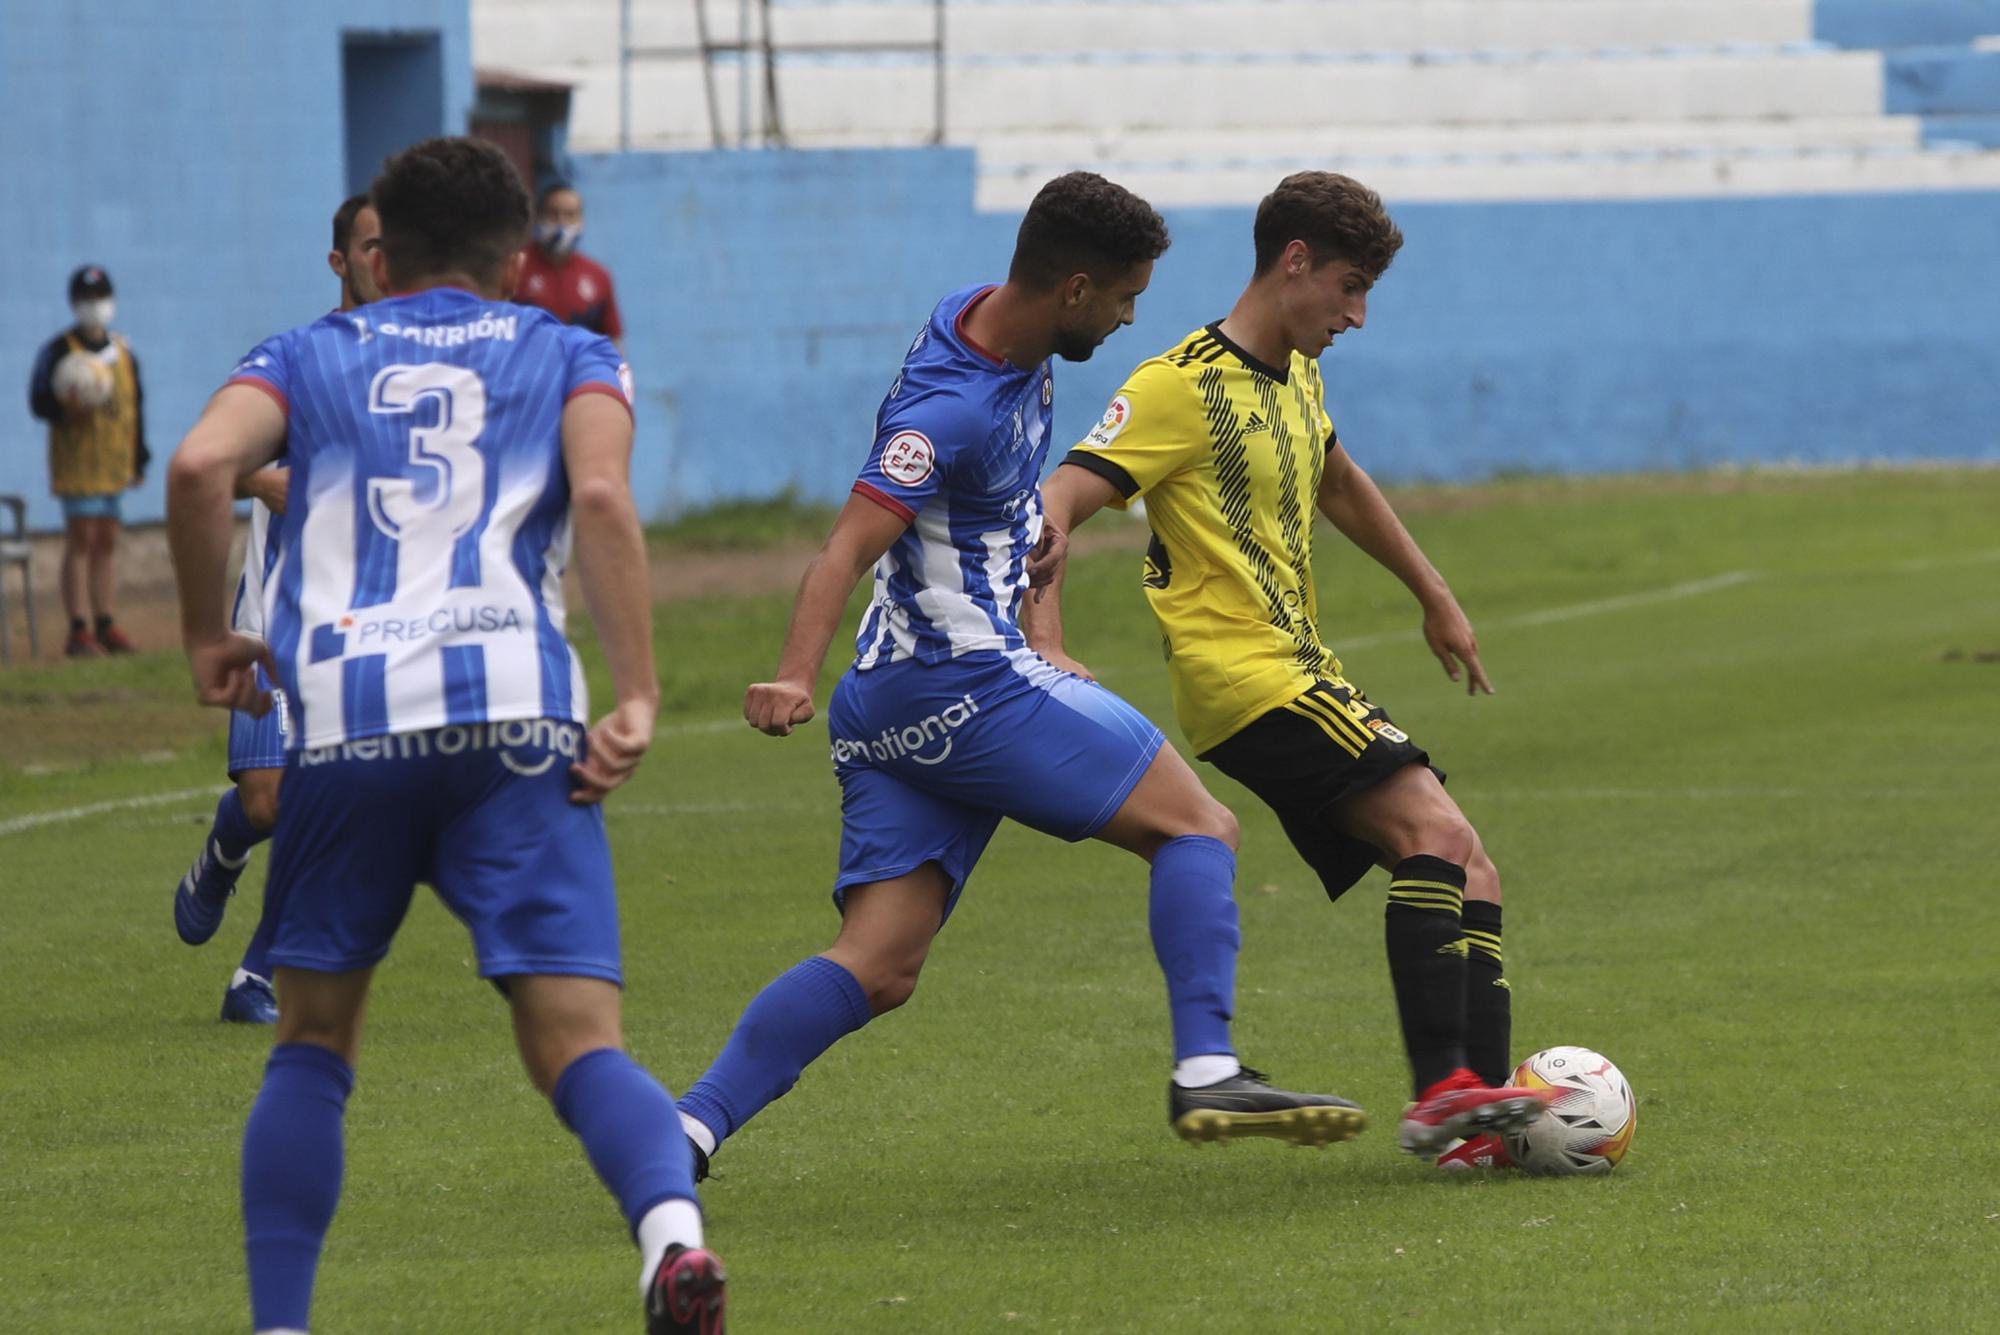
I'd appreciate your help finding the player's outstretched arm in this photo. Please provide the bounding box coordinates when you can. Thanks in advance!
[563,392,657,803]
[1317,442,1494,695]
[1022,463,1122,681]
[745,495,910,736]
[167,384,286,714]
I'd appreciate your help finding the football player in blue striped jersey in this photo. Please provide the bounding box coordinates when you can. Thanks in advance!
[167,138,723,1335]
[676,174,1365,1183]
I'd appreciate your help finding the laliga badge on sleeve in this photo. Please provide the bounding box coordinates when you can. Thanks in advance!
[1086,395,1132,448]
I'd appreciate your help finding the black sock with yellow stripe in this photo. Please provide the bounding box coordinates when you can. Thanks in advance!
[1386,855,1469,1096]
[1461,900,1512,1088]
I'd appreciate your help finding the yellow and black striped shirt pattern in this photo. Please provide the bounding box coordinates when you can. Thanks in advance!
[1281,680,1380,759]
[1067,324,1345,754]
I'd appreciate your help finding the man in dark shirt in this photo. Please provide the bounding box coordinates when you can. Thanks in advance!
[517,182,624,347]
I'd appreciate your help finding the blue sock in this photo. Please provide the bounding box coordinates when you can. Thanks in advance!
[211,788,269,863]
[243,1042,353,1332]
[1149,835,1241,1060]
[238,885,281,981]
[677,955,872,1144]
[553,1048,699,1232]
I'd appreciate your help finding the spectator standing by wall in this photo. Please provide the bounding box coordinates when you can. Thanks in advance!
[26,265,148,656]
[517,183,624,347]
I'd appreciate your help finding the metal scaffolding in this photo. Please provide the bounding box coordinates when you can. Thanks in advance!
[618,0,947,150]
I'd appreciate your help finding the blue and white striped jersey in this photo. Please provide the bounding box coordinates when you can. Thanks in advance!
[230,493,283,641]
[851,285,1053,668]
[224,287,631,749]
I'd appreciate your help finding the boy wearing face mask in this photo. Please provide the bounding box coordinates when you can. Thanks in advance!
[27,264,148,656]
[517,183,625,348]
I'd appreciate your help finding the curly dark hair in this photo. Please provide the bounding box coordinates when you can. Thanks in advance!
[369,137,531,289]
[1252,172,1402,279]
[1008,172,1171,289]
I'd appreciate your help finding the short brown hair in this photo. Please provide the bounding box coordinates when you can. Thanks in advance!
[370,137,531,290]
[331,194,371,253]
[1252,172,1402,278]
[1009,172,1171,289]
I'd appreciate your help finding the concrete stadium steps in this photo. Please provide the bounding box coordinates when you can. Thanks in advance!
[567,45,1890,148]
[475,1,1848,150]
[975,139,2000,207]
[469,0,2000,204]
[973,117,1927,168]
[758,1,1819,55]
[705,47,1887,138]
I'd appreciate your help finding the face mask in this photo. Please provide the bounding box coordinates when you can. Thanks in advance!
[73,298,114,331]
[535,222,583,258]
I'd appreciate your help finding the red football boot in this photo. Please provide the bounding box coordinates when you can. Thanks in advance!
[1398,1067,1551,1155]
[1437,1133,1515,1171]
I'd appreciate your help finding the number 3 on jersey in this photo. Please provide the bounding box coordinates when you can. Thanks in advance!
[366,363,487,543]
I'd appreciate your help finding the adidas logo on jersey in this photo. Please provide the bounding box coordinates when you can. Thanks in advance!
[1243,411,1268,433]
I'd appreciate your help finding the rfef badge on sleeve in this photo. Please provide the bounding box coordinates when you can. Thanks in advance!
[880,430,935,485]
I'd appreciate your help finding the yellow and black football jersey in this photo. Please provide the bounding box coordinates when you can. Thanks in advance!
[1064,323,1346,754]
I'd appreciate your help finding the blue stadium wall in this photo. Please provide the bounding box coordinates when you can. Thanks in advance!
[3,0,1997,528]
[0,0,473,531]
[579,149,2000,519]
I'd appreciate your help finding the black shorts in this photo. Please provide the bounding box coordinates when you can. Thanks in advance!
[1199,680,1440,903]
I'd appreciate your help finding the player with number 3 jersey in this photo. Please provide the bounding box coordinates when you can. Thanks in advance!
[166,137,723,1335]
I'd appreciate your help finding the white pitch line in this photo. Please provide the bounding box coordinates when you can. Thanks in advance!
[1336,569,1762,650]
[0,721,756,841]
[1491,570,1762,628]
[1883,546,2000,575]
[0,786,224,839]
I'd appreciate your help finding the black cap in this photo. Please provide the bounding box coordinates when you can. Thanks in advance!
[68,265,114,300]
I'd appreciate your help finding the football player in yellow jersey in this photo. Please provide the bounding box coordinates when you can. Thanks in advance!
[1028,172,1549,1167]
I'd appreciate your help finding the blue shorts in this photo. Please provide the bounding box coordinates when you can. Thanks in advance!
[828,648,1165,916]
[227,667,292,777]
[58,493,122,521]
[262,720,621,982]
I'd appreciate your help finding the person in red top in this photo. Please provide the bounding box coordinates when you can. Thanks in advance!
[517,182,623,346]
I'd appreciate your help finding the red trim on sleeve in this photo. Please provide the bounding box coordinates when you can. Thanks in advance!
[953,285,1005,365]
[566,382,635,421]
[852,480,917,523]
[225,376,289,416]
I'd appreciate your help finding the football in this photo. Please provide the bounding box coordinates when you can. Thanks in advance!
[52,350,113,410]
[1502,1046,1637,1175]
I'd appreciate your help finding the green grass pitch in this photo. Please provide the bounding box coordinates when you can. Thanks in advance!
[2,469,1997,1331]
